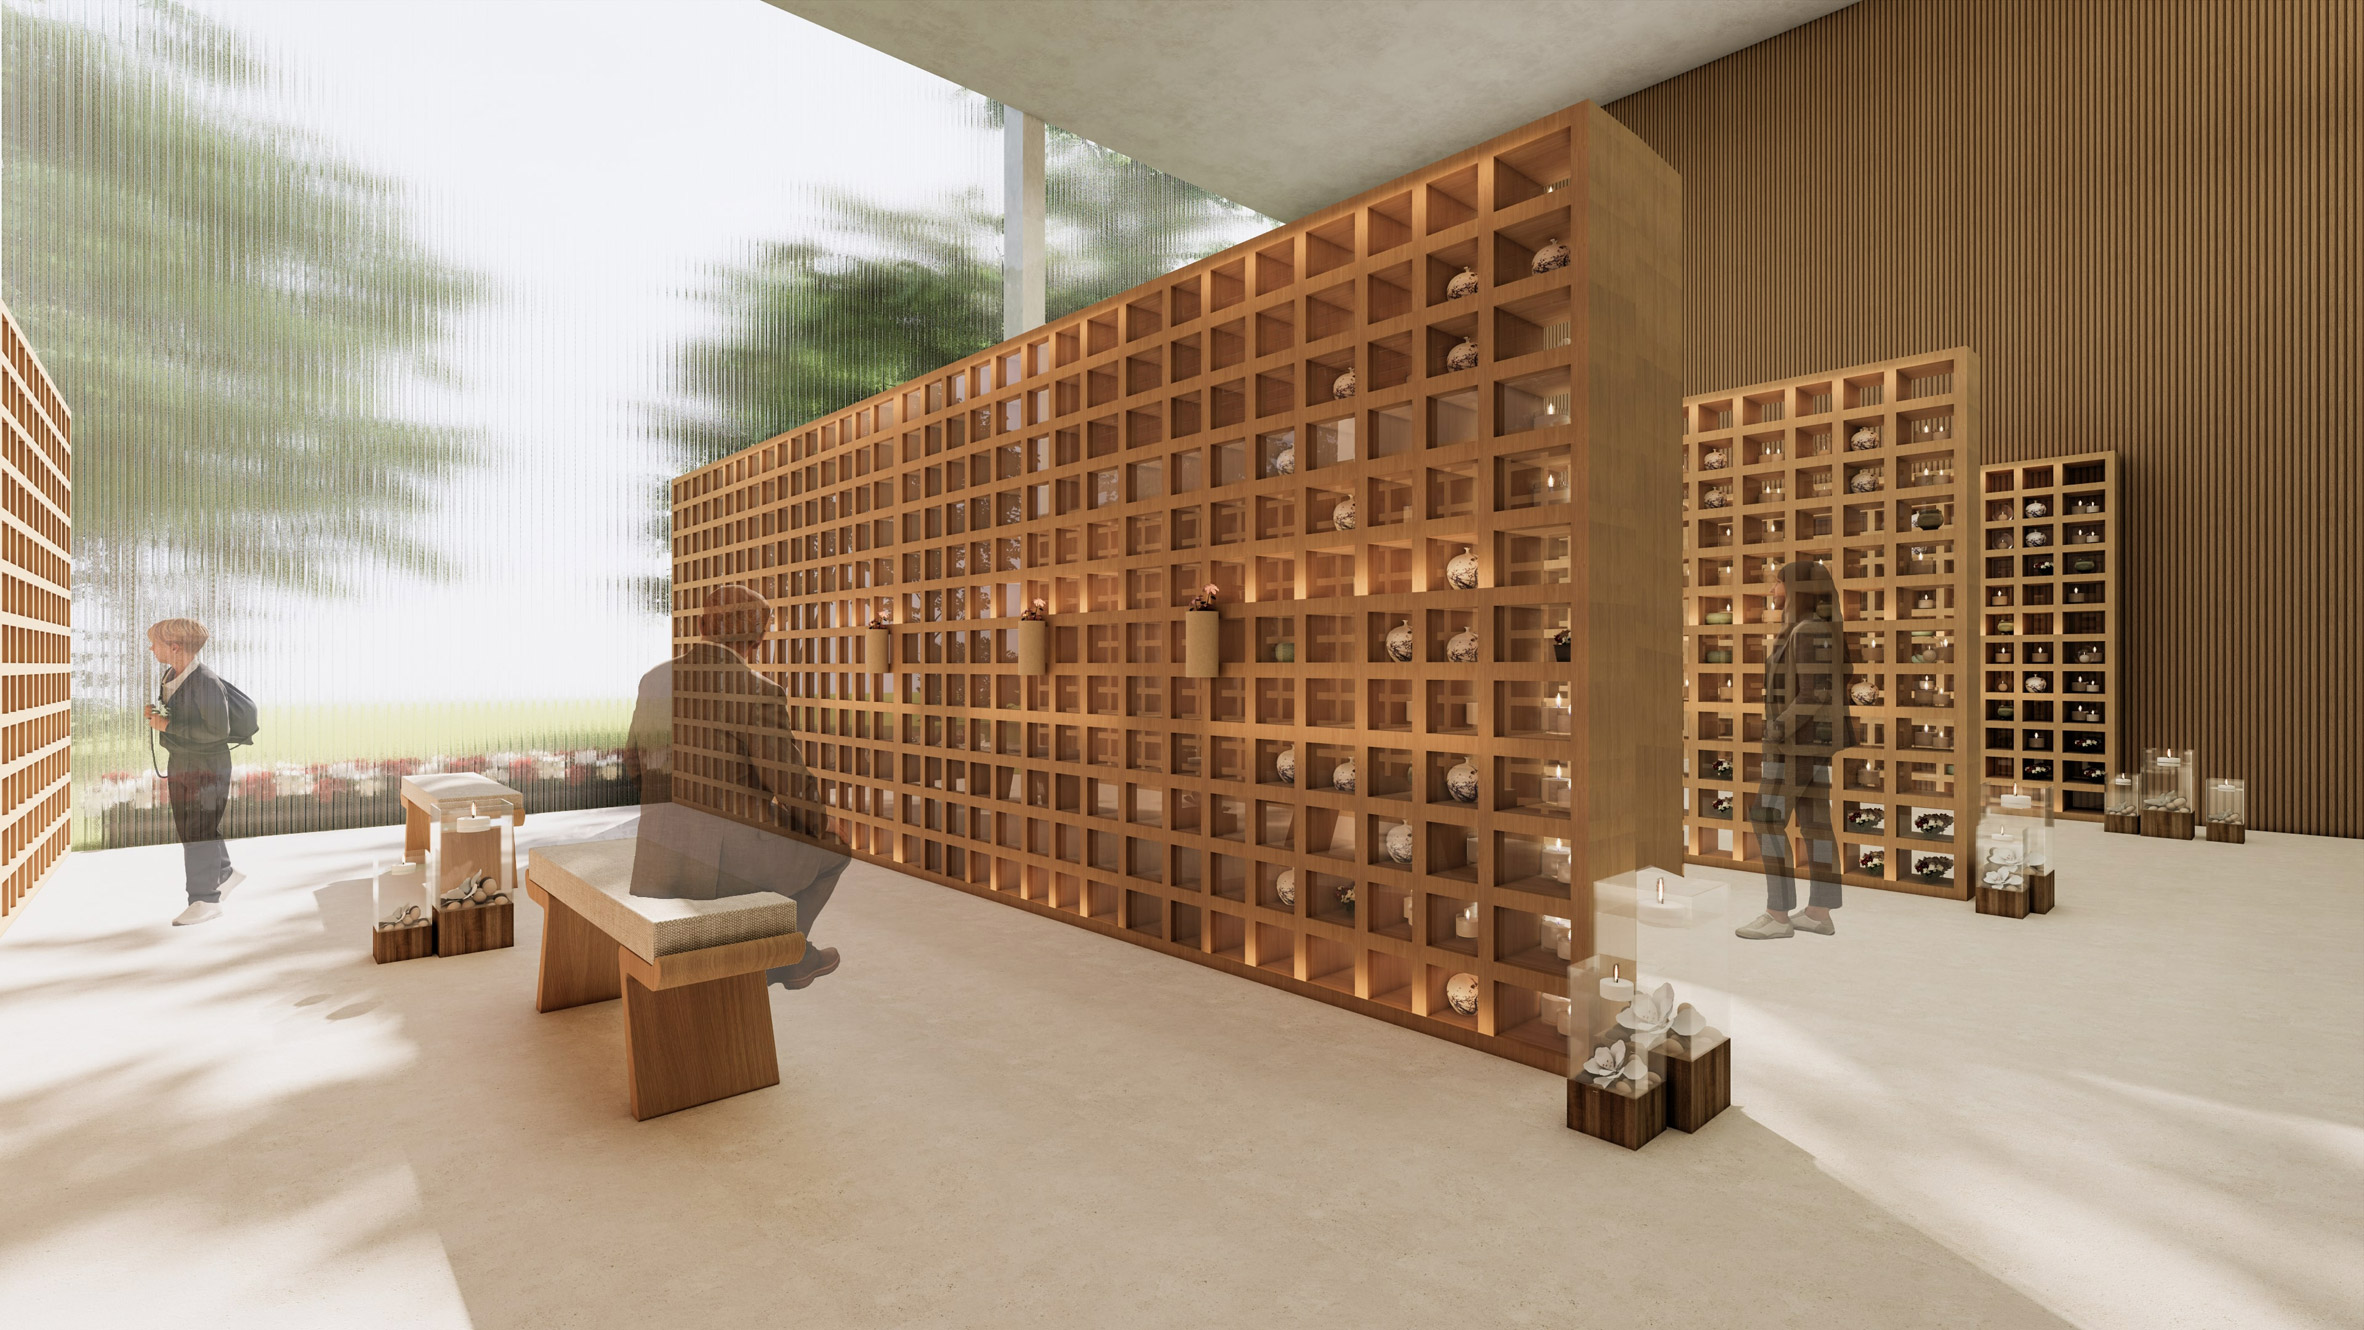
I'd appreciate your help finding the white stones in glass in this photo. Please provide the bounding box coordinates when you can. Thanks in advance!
[1445,547,1480,590]
[1446,628,1480,663]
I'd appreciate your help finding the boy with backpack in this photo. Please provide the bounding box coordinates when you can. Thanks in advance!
[144,618,255,926]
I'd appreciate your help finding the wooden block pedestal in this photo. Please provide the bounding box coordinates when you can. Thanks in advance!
[372,920,435,964]
[436,900,514,957]
[2206,822,2246,844]
[2141,809,2194,840]
[2028,869,2056,914]
[1975,884,2031,919]
[1662,1037,1731,1133]
[1568,1078,1666,1151]
[2104,812,2139,834]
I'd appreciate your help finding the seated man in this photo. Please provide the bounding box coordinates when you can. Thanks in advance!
[625,583,850,989]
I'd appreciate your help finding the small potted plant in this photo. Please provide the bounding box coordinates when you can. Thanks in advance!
[1015,597,1049,674]
[1185,583,1222,678]
[863,608,894,670]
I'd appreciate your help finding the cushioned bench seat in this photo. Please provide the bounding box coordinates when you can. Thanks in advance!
[528,838,797,960]
[524,837,805,1121]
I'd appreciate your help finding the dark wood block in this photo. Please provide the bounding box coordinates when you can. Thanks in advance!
[2141,809,2194,840]
[2028,869,2056,914]
[2206,823,2246,844]
[1567,1076,1665,1150]
[1975,883,2032,919]
[372,921,435,964]
[1662,1037,1730,1133]
[2104,813,2139,835]
[435,900,514,957]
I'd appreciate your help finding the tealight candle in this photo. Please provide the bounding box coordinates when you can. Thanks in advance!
[1541,762,1572,810]
[1599,964,1635,1003]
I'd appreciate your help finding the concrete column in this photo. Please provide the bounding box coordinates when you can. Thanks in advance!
[1003,107,1046,340]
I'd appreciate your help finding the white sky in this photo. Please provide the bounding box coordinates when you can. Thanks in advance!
[174,0,1002,704]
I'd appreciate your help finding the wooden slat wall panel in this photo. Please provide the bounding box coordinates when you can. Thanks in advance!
[1609,0,2364,837]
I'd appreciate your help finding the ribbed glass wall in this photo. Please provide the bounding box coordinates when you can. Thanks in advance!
[3,0,1275,848]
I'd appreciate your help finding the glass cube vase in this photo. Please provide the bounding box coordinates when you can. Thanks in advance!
[2204,775,2247,844]
[2140,748,2196,840]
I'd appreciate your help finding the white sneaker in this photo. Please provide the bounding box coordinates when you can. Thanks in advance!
[173,900,224,926]
[217,870,247,899]
[1792,912,1835,936]
[1735,911,1794,939]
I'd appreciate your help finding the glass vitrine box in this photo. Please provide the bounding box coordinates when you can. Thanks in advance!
[1978,784,2055,915]
[373,859,429,931]
[2205,776,2247,843]
[2105,772,2140,832]
[2141,747,2196,839]
[427,796,519,908]
[1565,868,1665,1147]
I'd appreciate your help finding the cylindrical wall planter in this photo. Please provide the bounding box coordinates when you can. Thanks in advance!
[1185,610,1221,678]
[1016,619,1048,674]
[863,628,890,669]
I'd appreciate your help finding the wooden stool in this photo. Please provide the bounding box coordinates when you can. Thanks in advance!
[526,839,804,1121]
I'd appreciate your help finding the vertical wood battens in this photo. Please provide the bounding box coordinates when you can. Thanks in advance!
[1610,0,2364,837]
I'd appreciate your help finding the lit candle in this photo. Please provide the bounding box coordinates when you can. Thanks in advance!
[1454,903,1478,939]
[1542,914,1573,960]
[1599,962,1635,1003]
[1542,762,1572,809]
[1542,838,1572,884]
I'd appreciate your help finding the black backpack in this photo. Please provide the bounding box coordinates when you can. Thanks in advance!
[223,678,259,747]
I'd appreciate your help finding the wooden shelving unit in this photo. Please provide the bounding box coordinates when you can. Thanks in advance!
[1976,452,2119,820]
[1678,351,1981,900]
[669,101,1682,1075]
[0,302,72,937]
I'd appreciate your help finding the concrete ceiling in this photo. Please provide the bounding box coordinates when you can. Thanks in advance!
[769,0,1852,221]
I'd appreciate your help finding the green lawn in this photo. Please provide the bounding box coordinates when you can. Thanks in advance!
[74,697,634,776]
[71,697,637,848]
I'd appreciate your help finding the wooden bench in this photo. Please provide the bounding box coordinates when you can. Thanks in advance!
[525,838,805,1120]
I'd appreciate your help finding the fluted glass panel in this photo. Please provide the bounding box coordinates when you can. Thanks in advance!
[4,0,1271,847]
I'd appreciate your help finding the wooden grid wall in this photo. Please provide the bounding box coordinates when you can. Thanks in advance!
[1606,0,2364,837]
[1976,452,2120,820]
[1680,352,1980,898]
[0,302,72,934]
[671,102,1682,1073]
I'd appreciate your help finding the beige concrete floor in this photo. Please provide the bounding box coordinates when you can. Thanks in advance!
[0,810,2355,1329]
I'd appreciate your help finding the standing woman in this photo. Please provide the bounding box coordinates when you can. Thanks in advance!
[1736,560,1848,939]
[146,618,242,925]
